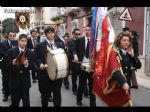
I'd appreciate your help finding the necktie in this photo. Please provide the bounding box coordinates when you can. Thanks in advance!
[48,43,53,50]
[33,39,36,47]
[50,43,53,50]
[20,50,24,54]
[85,39,89,58]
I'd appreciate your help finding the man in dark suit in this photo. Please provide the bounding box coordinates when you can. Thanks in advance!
[7,34,34,107]
[0,31,17,102]
[68,29,81,95]
[35,26,64,107]
[47,31,65,102]
[26,29,39,83]
[68,29,89,96]
[62,34,70,90]
[74,26,96,106]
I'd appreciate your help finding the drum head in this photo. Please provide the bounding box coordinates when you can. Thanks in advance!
[46,51,57,80]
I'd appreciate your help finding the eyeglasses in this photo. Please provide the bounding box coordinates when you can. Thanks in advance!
[75,33,80,35]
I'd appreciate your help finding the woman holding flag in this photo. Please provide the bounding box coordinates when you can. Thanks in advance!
[91,7,141,106]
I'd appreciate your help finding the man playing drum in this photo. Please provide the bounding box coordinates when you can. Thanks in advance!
[35,26,65,107]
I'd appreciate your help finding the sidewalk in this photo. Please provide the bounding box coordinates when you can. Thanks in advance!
[136,58,150,90]
[136,70,150,90]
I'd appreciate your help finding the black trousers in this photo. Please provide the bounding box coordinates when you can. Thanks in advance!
[31,69,39,81]
[10,87,30,107]
[77,70,96,107]
[131,69,138,86]
[39,77,63,107]
[71,62,80,92]
[63,69,70,86]
[1,69,10,97]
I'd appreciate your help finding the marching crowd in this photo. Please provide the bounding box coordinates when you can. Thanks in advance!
[0,25,141,107]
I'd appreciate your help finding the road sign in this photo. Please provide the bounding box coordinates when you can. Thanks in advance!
[119,8,133,21]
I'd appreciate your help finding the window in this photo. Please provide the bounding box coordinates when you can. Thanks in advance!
[86,16,92,27]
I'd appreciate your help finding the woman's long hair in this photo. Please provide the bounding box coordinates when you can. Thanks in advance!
[114,32,132,48]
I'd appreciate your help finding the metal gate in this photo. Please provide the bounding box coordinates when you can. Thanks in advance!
[145,7,150,76]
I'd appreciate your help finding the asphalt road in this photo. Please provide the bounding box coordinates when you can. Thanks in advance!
[0,73,150,107]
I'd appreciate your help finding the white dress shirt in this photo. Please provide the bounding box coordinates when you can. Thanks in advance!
[40,35,46,42]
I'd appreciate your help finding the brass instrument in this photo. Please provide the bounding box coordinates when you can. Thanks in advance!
[12,50,27,71]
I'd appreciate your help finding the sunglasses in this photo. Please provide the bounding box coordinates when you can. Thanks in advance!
[75,33,80,35]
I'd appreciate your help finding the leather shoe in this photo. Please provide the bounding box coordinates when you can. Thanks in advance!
[84,92,89,98]
[48,96,53,102]
[32,80,37,83]
[3,96,8,102]
[131,85,138,89]
[73,91,77,95]
[77,101,82,106]
[2,90,5,94]
[65,84,69,90]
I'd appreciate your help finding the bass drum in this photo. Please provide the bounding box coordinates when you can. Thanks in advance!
[46,48,69,80]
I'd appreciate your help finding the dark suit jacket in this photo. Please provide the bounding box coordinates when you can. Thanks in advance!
[132,36,139,57]
[26,38,34,49]
[26,37,41,49]
[74,36,86,62]
[54,35,64,43]
[7,47,34,89]
[68,38,77,60]
[0,40,18,70]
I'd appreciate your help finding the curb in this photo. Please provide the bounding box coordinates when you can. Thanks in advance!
[137,76,150,91]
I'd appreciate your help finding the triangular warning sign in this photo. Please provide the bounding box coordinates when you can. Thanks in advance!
[119,8,133,21]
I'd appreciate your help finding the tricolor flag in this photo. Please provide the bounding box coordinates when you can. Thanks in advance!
[90,7,113,74]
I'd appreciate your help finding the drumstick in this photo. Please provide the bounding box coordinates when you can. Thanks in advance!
[72,60,82,64]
